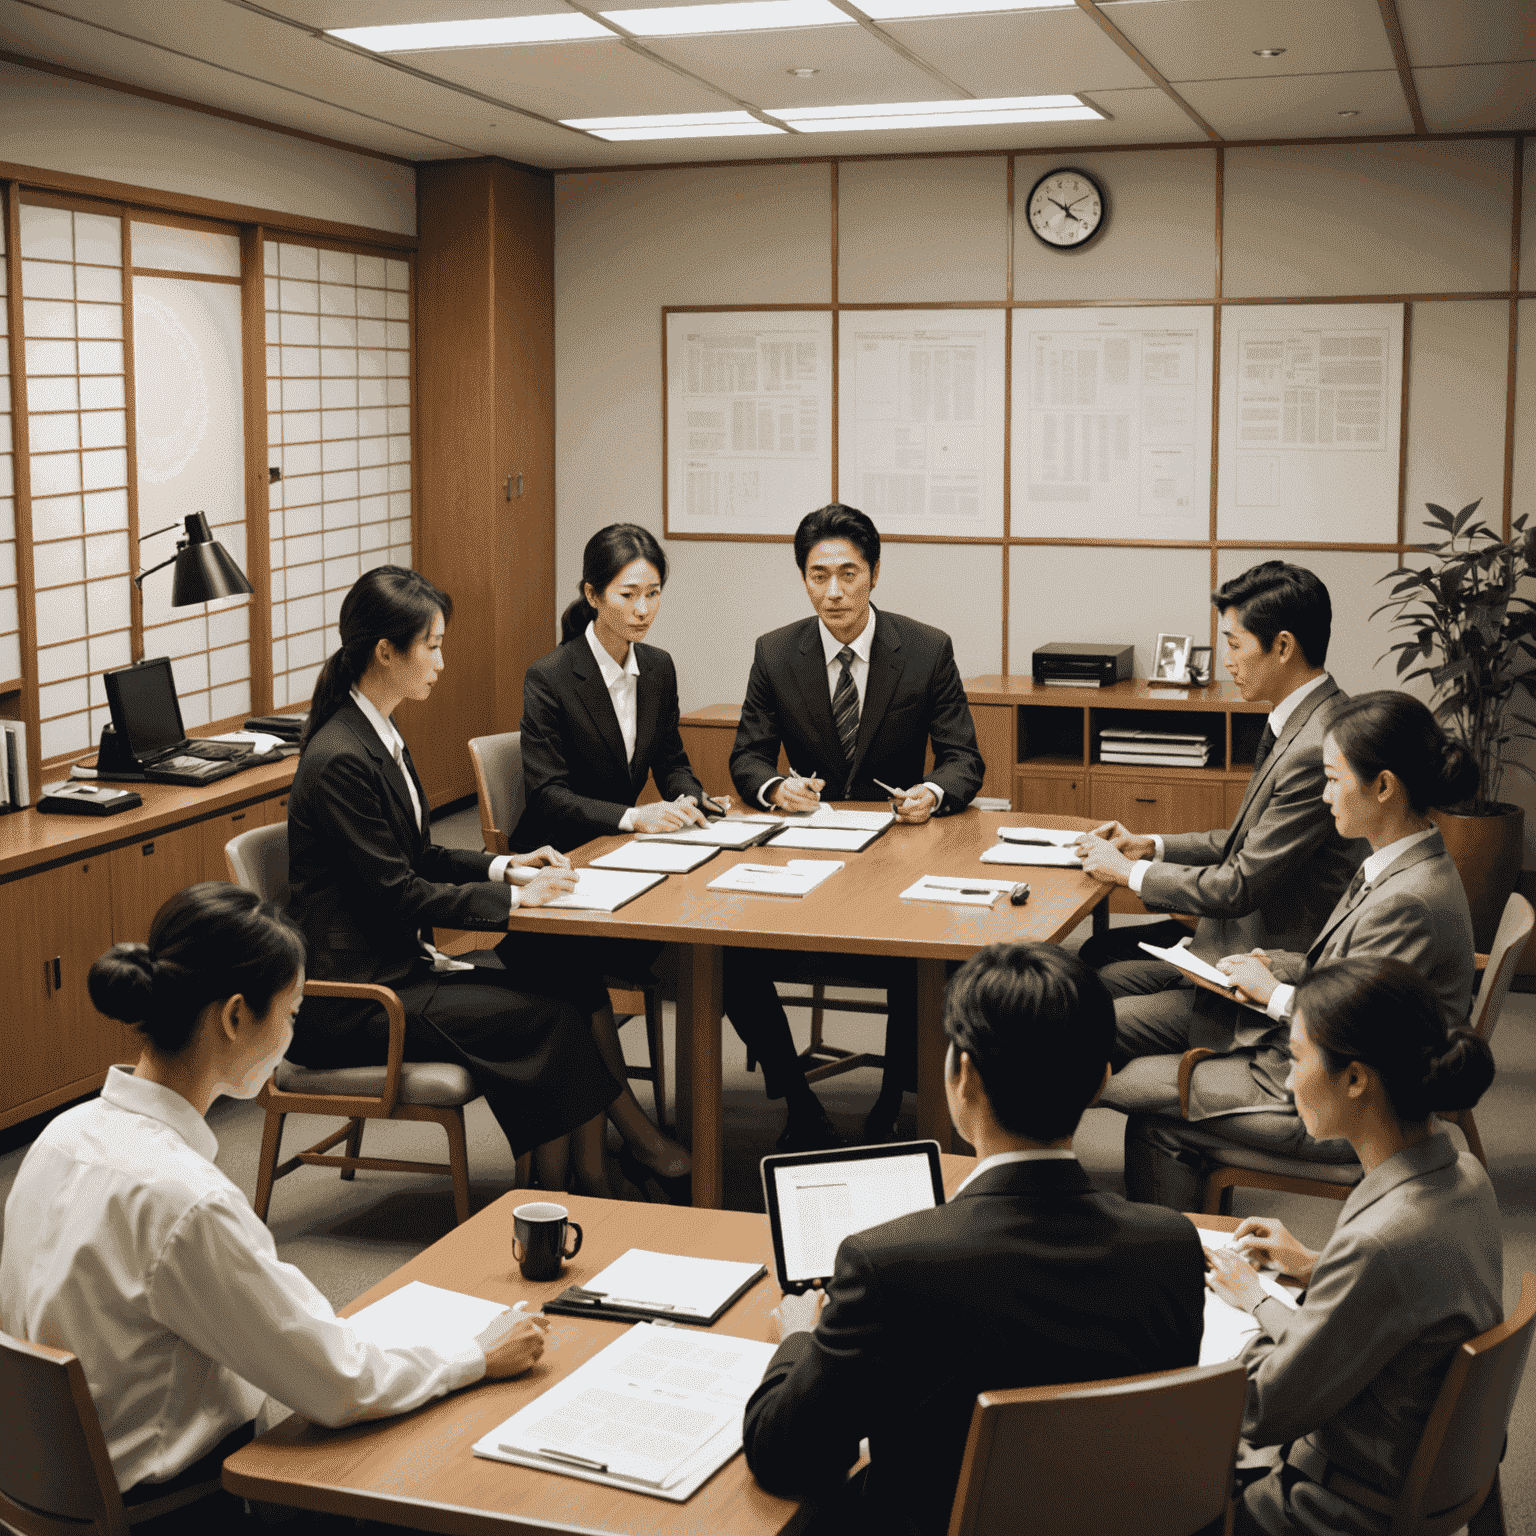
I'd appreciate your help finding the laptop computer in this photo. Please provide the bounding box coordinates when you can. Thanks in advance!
[761,1140,946,1295]
[103,657,284,786]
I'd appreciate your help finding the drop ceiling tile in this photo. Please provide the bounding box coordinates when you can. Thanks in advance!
[648,26,952,108]
[400,38,738,117]
[1178,70,1413,138]
[1396,0,1536,68]
[1101,0,1394,81]
[264,0,565,24]
[880,8,1151,98]
[1414,62,1536,132]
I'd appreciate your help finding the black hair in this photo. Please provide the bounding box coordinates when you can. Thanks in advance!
[560,524,668,644]
[793,504,881,575]
[1294,957,1495,1125]
[943,943,1113,1141]
[88,882,305,1055]
[300,566,451,751]
[1213,560,1332,667]
[1325,690,1480,813]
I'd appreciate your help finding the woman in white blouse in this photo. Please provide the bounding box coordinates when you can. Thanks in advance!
[0,882,547,1511]
[1206,956,1501,1536]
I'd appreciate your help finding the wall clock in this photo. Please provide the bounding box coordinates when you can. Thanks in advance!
[1025,167,1106,250]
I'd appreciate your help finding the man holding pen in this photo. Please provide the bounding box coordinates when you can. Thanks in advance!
[725,505,985,1148]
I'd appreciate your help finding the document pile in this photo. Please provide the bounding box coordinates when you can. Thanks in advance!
[768,806,894,852]
[900,876,1016,907]
[473,1322,777,1500]
[1191,1221,1300,1365]
[1098,728,1210,768]
[635,816,780,849]
[979,826,1084,867]
[706,859,843,896]
[589,842,718,874]
[547,1247,766,1325]
[539,868,665,912]
[1137,939,1269,1013]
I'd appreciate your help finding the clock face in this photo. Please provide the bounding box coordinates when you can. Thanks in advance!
[1026,168,1105,249]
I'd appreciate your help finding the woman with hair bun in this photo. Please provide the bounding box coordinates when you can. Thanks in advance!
[286,565,622,1195]
[1205,956,1501,1536]
[0,883,549,1510]
[1125,690,1480,1208]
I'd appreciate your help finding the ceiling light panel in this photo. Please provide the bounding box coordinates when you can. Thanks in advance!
[600,0,851,34]
[859,0,1075,16]
[328,15,609,48]
[779,105,1101,130]
[565,109,764,125]
[766,92,1084,117]
[575,122,789,138]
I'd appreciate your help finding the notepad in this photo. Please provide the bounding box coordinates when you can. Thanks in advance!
[634,820,777,849]
[797,806,896,831]
[980,842,1082,868]
[1190,1221,1301,1365]
[547,1248,766,1324]
[473,1323,777,1499]
[899,876,1016,906]
[589,842,717,874]
[706,860,843,896]
[768,825,884,852]
[539,868,665,912]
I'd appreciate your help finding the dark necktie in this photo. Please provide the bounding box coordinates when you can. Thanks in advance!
[1251,723,1277,777]
[1343,866,1369,908]
[832,645,860,771]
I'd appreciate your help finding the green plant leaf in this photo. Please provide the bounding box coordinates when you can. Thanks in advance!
[1452,500,1483,534]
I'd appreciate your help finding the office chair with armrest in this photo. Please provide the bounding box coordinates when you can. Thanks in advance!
[0,1330,222,1536]
[946,1359,1247,1536]
[225,823,477,1226]
[468,730,668,1121]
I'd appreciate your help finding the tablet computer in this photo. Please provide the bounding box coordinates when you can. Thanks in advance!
[761,1140,945,1295]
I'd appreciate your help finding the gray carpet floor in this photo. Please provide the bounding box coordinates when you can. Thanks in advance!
[1,802,1531,1532]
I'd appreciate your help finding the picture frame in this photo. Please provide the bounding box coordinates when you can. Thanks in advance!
[1151,633,1193,683]
[1186,645,1214,685]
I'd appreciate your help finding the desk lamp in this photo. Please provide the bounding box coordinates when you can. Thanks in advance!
[134,512,253,605]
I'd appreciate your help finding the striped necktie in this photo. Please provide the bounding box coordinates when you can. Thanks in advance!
[832,645,860,772]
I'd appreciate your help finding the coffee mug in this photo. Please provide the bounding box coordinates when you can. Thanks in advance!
[512,1201,582,1282]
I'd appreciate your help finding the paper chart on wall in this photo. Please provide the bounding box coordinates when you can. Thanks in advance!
[838,310,1006,538]
[1218,302,1402,544]
[1011,306,1213,540]
[664,310,832,537]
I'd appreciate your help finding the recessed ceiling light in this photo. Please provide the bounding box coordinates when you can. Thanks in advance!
[763,94,1101,131]
[788,66,820,76]
[328,15,608,49]
[600,0,849,36]
[860,0,1074,15]
[1337,109,1359,117]
[561,110,788,140]
[1253,47,1286,57]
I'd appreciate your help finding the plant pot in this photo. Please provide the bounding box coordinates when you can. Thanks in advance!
[1432,803,1525,953]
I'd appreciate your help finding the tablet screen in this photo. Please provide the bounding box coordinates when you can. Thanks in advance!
[768,1145,942,1286]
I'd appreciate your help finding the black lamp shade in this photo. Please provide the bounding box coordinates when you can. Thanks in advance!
[168,513,253,607]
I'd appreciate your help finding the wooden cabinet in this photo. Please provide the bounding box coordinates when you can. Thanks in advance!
[108,823,206,944]
[1013,766,1087,817]
[200,803,265,880]
[1089,773,1228,836]
[1,856,120,1118]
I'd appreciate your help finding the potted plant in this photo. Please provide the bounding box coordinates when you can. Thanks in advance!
[1374,499,1536,949]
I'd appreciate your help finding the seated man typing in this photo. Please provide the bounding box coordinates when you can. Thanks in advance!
[741,943,1206,1536]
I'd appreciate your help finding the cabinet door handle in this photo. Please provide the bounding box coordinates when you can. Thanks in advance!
[142,841,155,856]
[1135,797,1157,804]
[505,473,524,501]
[231,812,246,824]
[47,956,61,993]
[43,959,52,996]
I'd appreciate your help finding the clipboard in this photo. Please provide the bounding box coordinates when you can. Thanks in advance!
[543,1250,767,1327]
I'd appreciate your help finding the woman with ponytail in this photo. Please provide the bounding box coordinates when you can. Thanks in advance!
[285,565,622,1196]
[1205,957,1501,1536]
[0,884,549,1510]
[1125,689,1480,1208]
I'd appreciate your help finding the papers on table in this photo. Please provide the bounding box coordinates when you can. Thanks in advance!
[769,826,882,851]
[345,1280,512,1353]
[1190,1221,1301,1366]
[899,876,1017,907]
[798,807,895,831]
[589,842,717,874]
[472,1322,777,1499]
[980,829,1083,868]
[706,860,843,897]
[540,868,665,912]
[634,819,777,849]
[551,1249,766,1324]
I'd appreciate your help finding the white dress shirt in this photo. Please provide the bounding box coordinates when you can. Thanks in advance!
[585,622,644,833]
[953,1147,1077,1196]
[1128,672,1333,895]
[350,687,509,958]
[0,1068,485,1491]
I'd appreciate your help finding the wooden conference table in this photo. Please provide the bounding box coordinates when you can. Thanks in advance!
[224,1165,1250,1534]
[500,810,1109,1207]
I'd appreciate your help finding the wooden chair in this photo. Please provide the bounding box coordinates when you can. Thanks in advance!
[225,823,477,1226]
[946,1360,1247,1536]
[0,1330,222,1536]
[1168,890,1534,1214]
[468,730,670,1121]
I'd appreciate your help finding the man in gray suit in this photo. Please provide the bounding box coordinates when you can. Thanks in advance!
[1074,562,1365,1116]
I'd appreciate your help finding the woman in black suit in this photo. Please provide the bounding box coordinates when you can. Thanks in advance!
[285,565,620,1194]
[499,524,708,1193]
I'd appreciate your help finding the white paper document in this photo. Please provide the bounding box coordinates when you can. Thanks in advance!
[635,820,775,849]
[997,825,1082,845]
[769,826,883,852]
[540,868,665,912]
[576,1249,766,1321]
[589,842,718,874]
[981,832,1083,868]
[473,1323,777,1498]
[1190,1221,1301,1366]
[706,859,843,896]
[796,807,896,831]
[345,1281,510,1354]
[900,876,1016,906]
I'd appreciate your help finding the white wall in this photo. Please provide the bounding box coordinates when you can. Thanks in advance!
[0,58,415,236]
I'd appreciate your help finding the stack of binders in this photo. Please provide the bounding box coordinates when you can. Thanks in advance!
[0,719,30,811]
[1099,727,1210,768]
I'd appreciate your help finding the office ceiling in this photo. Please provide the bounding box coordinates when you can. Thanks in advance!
[0,0,1531,170]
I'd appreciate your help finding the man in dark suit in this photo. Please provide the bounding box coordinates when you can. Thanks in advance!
[742,943,1206,1536]
[726,504,986,1147]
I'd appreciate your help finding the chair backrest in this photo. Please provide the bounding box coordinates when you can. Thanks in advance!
[1391,1272,1536,1536]
[1469,892,1534,1048]
[0,1331,125,1536]
[947,1360,1246,1536]
[225,822,291,907]
[468,731,522,856]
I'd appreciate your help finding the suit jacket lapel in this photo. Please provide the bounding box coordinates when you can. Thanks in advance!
[850,617,904,785]
[569,645,630,776]
[1306,832,1446,962]
[792,622,848,775]
[337,704,420,848]
[1227,677,1339,847]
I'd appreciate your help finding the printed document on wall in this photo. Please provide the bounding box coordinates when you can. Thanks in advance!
[1218,303,1402,544]
[838,310,1005,538]
[1011,306,1213,540]
[665,311,832,537]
